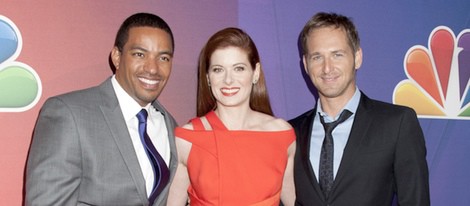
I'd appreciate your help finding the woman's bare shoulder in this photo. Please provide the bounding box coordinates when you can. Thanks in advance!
[256,112,292,131]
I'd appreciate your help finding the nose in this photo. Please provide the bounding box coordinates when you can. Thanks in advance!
[144,58,159,75]
[224,70,233,84]
[322,58,333,74]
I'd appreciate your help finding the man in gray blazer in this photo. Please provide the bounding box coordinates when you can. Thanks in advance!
[26,13,178,205]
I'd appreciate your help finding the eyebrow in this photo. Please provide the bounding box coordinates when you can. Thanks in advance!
[308,49,347,56]
[129,45,146,51]
[233,63,248,67]
[129,46,173,57]
[306,52,321,58]
[332,49,347,53]
[160,50,174,57]
[209,62,248,68]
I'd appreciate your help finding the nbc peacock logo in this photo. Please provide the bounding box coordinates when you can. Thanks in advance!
[393,26,470,120]
[0,15,42,112]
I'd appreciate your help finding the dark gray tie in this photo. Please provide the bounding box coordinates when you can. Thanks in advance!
[136,109,170,205]
[318,110,352,198]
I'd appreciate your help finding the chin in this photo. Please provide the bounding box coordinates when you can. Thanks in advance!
[320,90,342,99]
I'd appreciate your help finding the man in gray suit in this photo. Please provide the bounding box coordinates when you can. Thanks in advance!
[26,13,178,205]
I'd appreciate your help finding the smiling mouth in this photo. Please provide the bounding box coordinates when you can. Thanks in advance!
[322,76,338,82]
[221,88,240,96]
[139,77,159,86]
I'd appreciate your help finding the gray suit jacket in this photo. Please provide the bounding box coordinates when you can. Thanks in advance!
[25,78,178,206]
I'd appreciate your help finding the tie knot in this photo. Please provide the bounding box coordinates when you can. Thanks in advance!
[319,110,352,133]
[136,109,149,124]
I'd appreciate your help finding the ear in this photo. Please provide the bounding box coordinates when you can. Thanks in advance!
[302,55,308,74]
[354,47,363,70]
[206,74,210,86]
[253,63,261,84]
[111,47,121,70]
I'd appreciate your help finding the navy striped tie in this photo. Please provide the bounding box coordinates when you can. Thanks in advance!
[136,109,170,204]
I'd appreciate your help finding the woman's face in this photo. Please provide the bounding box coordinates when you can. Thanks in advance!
[207,46,260,109]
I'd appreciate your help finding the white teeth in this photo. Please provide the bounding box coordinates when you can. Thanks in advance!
[323,76,336,81]
[139,77,158,85]
[221,88,239,93]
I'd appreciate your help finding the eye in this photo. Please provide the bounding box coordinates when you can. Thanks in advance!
[160,55,171,62]
[132,52,144,58]
[234,66,245,72]
[310,55,322,62]
[334,53,344,57]
[211,67,223,73]
[333,51,345,58]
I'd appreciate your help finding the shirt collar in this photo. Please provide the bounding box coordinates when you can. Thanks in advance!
[111,75,151,121]
[317,86,361,121]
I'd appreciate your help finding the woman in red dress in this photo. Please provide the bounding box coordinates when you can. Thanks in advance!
[167,28,296,206]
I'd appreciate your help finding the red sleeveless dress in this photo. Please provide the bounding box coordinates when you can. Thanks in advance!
[175,111,295,206]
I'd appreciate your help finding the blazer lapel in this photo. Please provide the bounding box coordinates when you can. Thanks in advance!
[151,99,178,205]
[152,101,178,175]
[298,108,326,200]
[332,93,373,192]
[98,79,148,204]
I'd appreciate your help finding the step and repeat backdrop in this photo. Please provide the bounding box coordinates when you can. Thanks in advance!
[239,2,469,205]
[1,1,469,205]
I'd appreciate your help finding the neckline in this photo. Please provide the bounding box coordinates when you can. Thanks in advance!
[204,111,293,133]
[206,111,229,131]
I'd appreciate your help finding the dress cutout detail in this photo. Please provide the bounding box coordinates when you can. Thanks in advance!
[175,111,295,206]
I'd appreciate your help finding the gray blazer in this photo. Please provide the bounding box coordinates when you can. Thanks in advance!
[25,78,178,206]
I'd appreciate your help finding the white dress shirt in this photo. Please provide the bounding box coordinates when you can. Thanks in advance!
[111,76,170,197]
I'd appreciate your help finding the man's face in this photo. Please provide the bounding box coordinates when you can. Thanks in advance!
[112,27,173,106]
[303,27,362,101]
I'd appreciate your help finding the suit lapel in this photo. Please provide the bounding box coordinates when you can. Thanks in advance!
[298,108,326,200]
[152,101,178,175]
[98,79,148,204]
[151,98,178,205]
[333,93,373,192]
